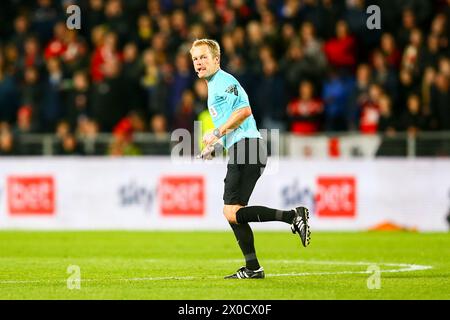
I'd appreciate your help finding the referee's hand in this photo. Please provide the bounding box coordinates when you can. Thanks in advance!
[202,131,219,146]
[197,144,215,160]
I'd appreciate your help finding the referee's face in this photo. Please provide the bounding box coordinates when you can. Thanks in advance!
[191,45,219,79]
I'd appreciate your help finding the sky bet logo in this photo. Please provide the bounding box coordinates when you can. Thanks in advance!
[281,176,357,218]
[281,179,316,214]
[118,181,155,213]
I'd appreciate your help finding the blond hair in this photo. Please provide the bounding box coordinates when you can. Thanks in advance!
[190,39,221,58]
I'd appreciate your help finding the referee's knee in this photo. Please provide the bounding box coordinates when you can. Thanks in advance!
[223,205,243,224]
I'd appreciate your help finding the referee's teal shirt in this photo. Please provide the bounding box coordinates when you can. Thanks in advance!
[206,69,262,149]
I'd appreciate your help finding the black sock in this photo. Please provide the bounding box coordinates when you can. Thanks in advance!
[229,222,260,270]
[236,206,295,224]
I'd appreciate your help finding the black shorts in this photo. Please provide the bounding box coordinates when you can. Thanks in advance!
[223,138,268,206]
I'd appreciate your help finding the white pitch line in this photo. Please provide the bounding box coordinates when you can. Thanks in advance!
[0,259,433,284]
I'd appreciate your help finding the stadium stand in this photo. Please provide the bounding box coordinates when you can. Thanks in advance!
[0,0,449,156]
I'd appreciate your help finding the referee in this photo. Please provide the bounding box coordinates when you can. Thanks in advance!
[190,39,311,279]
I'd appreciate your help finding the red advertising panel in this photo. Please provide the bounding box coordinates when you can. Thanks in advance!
[159,176,205,216]
[316,177,356,218]
[7,176,55,215]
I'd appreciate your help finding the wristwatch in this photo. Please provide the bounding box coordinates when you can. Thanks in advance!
[213,128,221,138]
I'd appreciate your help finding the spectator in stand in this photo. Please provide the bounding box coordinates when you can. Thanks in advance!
[116,109,146,135]
[430,72,450,131]
[3,43,20,76]
[287,80,323,135]
[380,33,402,70]
[168,51,195,121]
[44,21,67,61]
[430,13,449,53]
[20,66,42,129]
[0,125,17,156]
[371,49,398,103]
[438,56,450,78]
[400,94,426,136]
[90,29,121,83]
[170,10,189,52]
[348,64,372,131]
[260,9,280,49]
[299,21,327,74]
[149,113,168,138]
[55,133,84,155]
[12,105,37,155]
[76,116,100,155]
[9,14,31,54]
[146,0,163,22]
[320,0,344,39]
[345,0,380,53]
[397,68,417,118]
[66,70,91,129]
[91,58,127,132]
[0,52,20,124]
[279,23,296,54]
[104,0,129,45]
[253,56,286,130]
[397,8,417,50]
[32,0,59,45]
[278,0,301,26]
[150,32,169,66]
[298,0,323,36]
[18,35,44,75]
[377,94,397,136]
[173,89,197,133]
[55,119,71,146]
[220,32,236,70]
[279,41,302,97]
[193,79,208,116]
[127,110,147,134]
[420,34,442,71]
[359,83,383,135]
[231,27,246,58]
[401,28,424,79]
[13,105,37,135]
[134,14,153,51]
[141,48,168,118]
[322,68,349,132]
[108,119,142,156]
[280,40,323,99]
[421,67,437,124]
[82,0,105,38]
[62,29,89,77]
[122,41,144,112]
[246,20,264,73]
[40,57,65,132]
[324,20,356,72]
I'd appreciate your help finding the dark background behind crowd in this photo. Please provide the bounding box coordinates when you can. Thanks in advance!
[0,0,449,156]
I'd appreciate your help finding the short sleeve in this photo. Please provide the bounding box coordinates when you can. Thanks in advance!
[223,83,250,111]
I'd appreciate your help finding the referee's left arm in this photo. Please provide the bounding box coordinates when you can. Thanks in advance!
[203,106,252,146]
[217,106,252,137]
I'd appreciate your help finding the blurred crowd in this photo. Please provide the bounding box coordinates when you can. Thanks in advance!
[0,0,449,156]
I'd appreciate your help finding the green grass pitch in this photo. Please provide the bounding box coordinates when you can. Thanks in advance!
[0,230,449,300]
